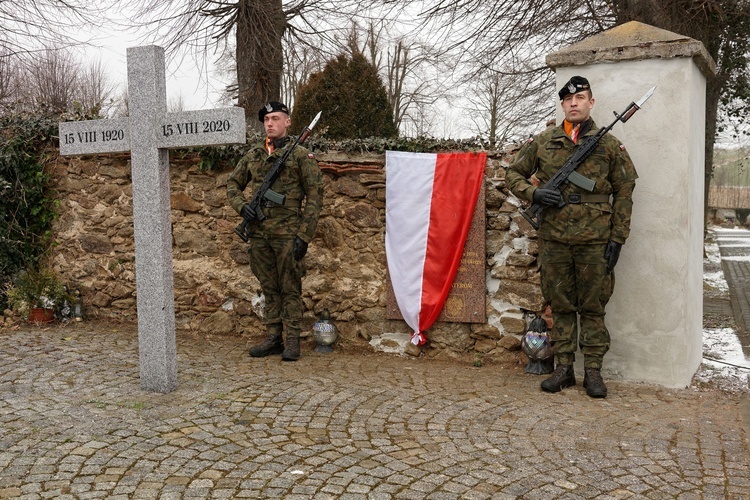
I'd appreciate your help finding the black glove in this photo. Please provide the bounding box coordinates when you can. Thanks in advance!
[532,188,563,207]
[293,237,308,261]
[240,203,256,220]
[604,240,622,273]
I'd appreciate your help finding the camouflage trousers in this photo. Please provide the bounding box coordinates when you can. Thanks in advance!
[539,239,615,369]
[248,236,305,333]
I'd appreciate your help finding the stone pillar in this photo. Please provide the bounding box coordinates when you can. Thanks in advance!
[546,21,717,387]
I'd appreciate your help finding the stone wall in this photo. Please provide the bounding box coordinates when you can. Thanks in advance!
[47,148,543,362]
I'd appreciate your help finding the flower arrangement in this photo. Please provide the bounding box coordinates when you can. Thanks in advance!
[4,266,69,322]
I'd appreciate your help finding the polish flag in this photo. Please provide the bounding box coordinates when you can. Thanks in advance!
[385,151,486,345]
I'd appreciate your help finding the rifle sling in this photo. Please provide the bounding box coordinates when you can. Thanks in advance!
[264,199,302,209]
[253,137,301,207]
[566,193,611,204]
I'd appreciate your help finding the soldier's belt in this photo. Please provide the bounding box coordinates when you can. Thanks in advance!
[263,199,302,209]
[566,193,611,204]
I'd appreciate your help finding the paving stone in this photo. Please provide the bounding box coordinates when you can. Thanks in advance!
[1,305,749,498]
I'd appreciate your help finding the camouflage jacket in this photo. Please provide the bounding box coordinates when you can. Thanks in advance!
[227,136,323,242]
[506,120,638,245]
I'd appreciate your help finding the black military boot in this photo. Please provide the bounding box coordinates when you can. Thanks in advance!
[540,364,576,393]
[249,325,284,358]
[583,368,608,398]
[281,329,300,361]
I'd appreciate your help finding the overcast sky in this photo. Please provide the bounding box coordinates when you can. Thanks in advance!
[82,13,225,113]
[74,6,748,147]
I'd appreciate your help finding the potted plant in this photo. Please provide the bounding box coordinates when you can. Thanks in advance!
[4,267,69,324]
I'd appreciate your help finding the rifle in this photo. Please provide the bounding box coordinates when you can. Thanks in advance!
[522,86,655,230]
[234,111,322,242]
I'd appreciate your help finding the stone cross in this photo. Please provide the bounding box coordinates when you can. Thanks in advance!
[59,46,246,393]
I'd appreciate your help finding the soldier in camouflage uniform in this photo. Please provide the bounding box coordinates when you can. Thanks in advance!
[506,76,638,398]
[227,101,323,361]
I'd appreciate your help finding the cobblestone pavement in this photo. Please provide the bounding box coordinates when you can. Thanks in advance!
[1,322,749,499]
[714,227,750,359]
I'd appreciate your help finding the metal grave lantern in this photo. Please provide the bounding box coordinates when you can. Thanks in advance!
[521,314,554,374]
[72,287,83,322]
[313,308,337,353]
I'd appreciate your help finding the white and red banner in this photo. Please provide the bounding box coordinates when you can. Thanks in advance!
[385,151,486,345]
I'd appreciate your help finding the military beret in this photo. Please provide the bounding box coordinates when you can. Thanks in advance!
[558,76,591,100]
[258,101,290,122]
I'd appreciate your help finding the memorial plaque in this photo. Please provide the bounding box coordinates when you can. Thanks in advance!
[386,183,486,323]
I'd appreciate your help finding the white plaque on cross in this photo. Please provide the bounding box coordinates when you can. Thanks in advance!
[58,45,246,393]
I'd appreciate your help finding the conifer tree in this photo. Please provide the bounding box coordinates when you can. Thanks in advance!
[295,51,398,139]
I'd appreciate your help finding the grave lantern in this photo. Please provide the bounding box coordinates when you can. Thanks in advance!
[313,308,337,353]
[521,314,554,375]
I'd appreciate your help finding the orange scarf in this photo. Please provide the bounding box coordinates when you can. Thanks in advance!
[563,120,580,144]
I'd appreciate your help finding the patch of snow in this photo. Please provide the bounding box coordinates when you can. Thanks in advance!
[696,227,750,392]
[369,332,411,355]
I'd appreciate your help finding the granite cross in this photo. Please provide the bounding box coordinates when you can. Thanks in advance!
[59,46,246,393]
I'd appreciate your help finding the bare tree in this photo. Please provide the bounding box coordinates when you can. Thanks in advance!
[110,89,130,118]
[407,104,439,138]
[466,72,503,146]
[211,32,324,115]
[282,43,325,112]
[168,93,186,113]
[0,1,113,56]
[392,0,613,132]
[385,40,448,135]
[0,0,119,116]
[75,58,117,117]
[465,67,554,145]
[398,0,749,216]
[385,40,408,127]
[235,0,285,128]
[1,48,116,118]
[26,48,81,114]
[347,21,447,136]
[127,1,401,131]
[607,0,750,226]
[0,52,20,106]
